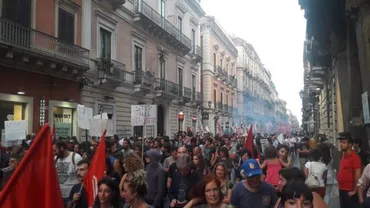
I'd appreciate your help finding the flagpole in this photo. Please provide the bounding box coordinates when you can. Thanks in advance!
[72,184,84,208]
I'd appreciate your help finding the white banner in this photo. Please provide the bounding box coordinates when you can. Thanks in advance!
[77,104,93,130]
[4,120,27,141]
[131,105,157,126]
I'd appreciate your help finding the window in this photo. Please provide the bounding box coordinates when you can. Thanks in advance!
[178,16,182,33]
[213,53,216,71]
[231,98,234,108]
[220,58,223,68]
[213,89,217,108]
[178,68,183,96]
[192,29,196,52]
[160,0,165,17]
[226,63,229,74]
[100,28,111,58]
[58,8,75,44]
[134,45,143,72]
[192,75,196,100]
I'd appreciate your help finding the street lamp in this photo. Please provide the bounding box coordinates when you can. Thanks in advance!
[178,111,184,131]
[208,101,212,109]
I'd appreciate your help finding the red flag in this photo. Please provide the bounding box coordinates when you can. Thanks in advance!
[0,124,64,208]
[52,122,56,140]
[244,124,254,158]
[83,129,106,206]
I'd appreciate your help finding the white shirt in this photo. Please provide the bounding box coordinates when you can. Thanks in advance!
[55,152,82,198]
[305,161,328,187]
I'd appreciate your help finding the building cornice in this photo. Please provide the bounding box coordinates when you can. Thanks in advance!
[186,0,206,17]
[200,17,238,58]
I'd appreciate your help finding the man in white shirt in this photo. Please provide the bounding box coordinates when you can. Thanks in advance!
[53,140,82,205]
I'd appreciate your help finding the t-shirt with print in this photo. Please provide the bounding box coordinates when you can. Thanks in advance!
[55,152,83,198]
[230,180,277,208]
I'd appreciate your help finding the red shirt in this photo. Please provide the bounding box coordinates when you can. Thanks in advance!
[337,151,362,191]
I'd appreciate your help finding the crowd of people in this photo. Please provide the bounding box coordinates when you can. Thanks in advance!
[0,130,370,208]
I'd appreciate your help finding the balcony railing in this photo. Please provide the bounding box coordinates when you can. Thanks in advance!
[97,58,126,80]
[134,70,156,87]
[156,78,179,95]
[135,0,191,49]
[184,87,192,99]
[0,18,89,66]
[194,45,203,58]
[223,104,228,112]
[196,92,202,102]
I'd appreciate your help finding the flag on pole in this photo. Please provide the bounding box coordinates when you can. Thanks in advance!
[244,124,255,158]
[217,120,223,135]
[83,129,107,207]
[0,124,64,208]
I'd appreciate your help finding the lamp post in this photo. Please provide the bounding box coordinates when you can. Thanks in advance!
[178,111,184,131]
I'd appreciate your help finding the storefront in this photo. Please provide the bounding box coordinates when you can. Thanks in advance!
[49,101,79,140]
[0,93,33,134]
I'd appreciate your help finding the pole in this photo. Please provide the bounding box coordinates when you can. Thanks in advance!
[142,104,147,160]
[85,129,88,153]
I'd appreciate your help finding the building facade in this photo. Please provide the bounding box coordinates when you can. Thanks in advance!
[299,0,370,147]
[233,37,288,133]
[200,16,238,135]
[0,0,89,139]
[78,0,205,139]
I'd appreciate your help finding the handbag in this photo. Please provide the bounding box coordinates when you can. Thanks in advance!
[305,162,320,189]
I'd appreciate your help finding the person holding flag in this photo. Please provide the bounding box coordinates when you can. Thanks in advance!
[67,160,89,208]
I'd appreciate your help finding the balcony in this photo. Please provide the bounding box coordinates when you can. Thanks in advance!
[134,0,191,54]
[217,102,223,110]
[155,78,179,101]
[223,104,229,112]
[134,70,156,96]
[95,58,127,88]
[191,45,203,63]
[0,18,89,78]
[183,87,192,103]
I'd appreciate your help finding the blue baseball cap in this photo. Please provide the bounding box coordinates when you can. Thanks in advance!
[241,159,262,177]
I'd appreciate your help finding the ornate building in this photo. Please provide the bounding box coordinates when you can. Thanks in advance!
[232,37,289,133]
[78,0,205,138]
[200,16,237,135]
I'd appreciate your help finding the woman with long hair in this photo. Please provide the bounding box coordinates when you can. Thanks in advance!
[213,163,233,204]
[92,177,120,208]
[192,154,209,176]
[186,174,231,208]
[278,180,314,208]
[119,152,145,196]
[121,170,154,208]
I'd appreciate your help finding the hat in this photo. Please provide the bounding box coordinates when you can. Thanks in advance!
[241,159,262,177]
[337,131,352,142]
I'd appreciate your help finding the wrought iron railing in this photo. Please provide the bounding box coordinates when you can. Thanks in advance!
[156,78,179,95]
[0,18,89,66]
[134,70,156,87]
[97,58,126,80]
[184,87,192,99]
[135,0,191,49]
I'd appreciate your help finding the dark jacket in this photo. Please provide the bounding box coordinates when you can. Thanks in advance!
[145,149,165,207]
[168,170,201,202]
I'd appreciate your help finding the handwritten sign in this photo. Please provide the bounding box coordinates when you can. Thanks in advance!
[131,105,157,126]
[77,105,93,130]
[4,120,27,141]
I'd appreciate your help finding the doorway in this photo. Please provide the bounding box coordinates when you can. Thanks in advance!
[157,105,165,136]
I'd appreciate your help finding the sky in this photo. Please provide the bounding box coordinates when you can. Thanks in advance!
[200,0,306,124]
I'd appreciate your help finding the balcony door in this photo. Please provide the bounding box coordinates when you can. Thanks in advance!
[192,74,196,100]
[58,8,75,44]
[100,28,112,59]
[1,0,31,46]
